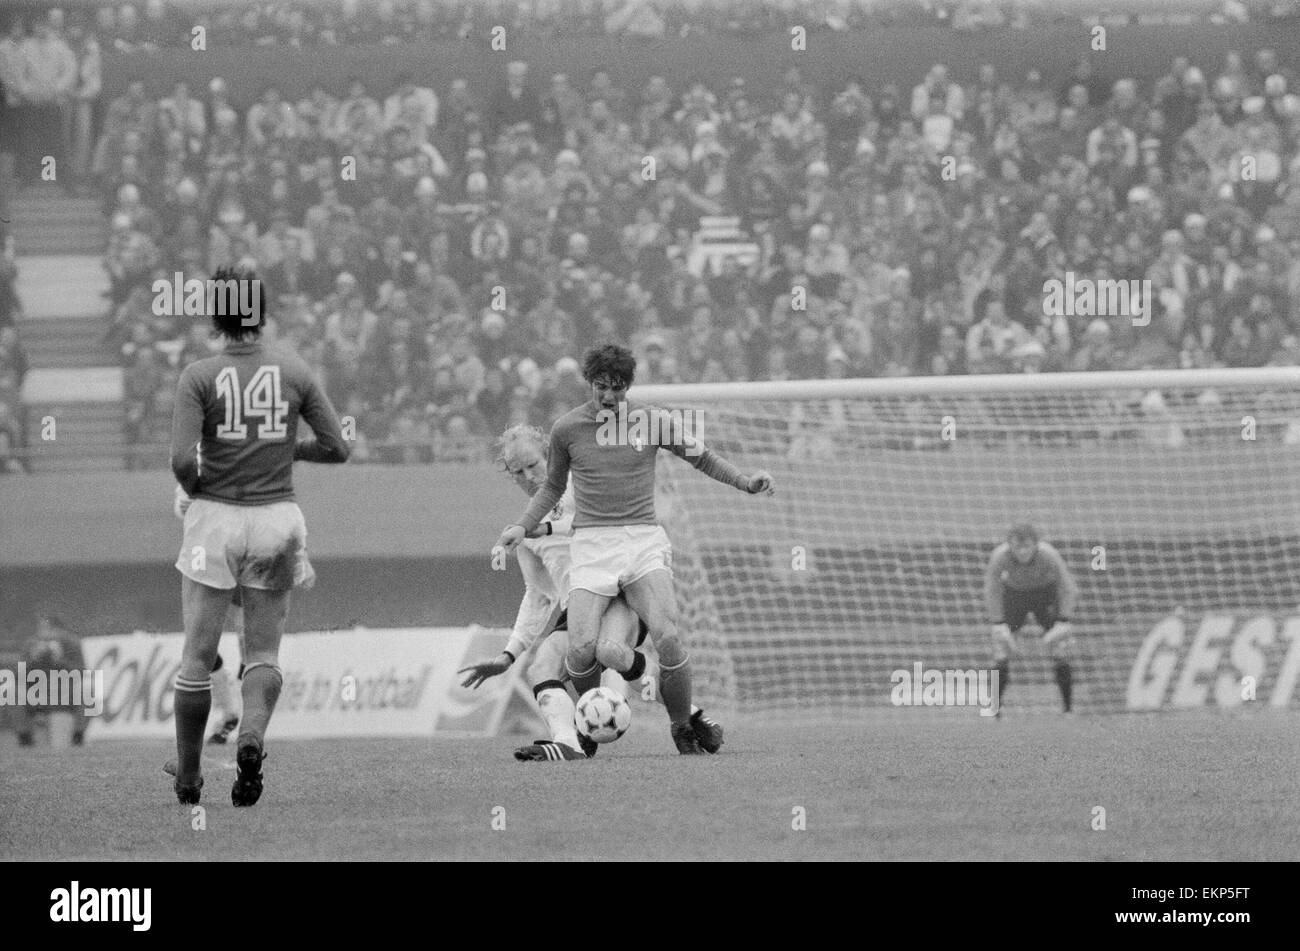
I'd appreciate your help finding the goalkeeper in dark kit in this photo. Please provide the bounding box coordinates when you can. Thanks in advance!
[984,523,1079,714]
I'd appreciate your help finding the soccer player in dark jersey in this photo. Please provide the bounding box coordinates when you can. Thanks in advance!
[169,265,349,805]
[460,424,723,762]
[495,344,774,754]
[984,523,1080,714]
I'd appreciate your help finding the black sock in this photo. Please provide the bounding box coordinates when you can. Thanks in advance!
[1053,660,1074,712]
[621,650,647,682]
[173,677,212,783]
[996,658,1010,701]
[532,679,565,700]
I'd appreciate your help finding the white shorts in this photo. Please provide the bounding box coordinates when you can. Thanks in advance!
[176,499,315,591]
[569,524,672,597]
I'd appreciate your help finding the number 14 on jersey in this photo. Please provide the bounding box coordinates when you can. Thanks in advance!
[215,365,290,440]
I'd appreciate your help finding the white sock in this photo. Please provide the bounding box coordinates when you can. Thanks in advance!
[536,687,581,750]
[210,664,239,722]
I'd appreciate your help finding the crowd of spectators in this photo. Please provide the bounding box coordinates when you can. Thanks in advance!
[48,0,1294,52]
[89,29,1300,464]
[0,9,103,189]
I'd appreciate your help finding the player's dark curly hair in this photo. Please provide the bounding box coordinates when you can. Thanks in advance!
[581,343,636,387]
[208,265,267,341]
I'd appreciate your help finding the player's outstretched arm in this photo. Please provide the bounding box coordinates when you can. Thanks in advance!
[458,653,514,689]
[458,600,565,689]
[294,375,351,463]
[661,409,775,494]
[693,450,774,494]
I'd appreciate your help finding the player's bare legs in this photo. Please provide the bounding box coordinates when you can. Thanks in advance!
[593,597,722,751]
[564,587,612,696]
[515,597,644,762]
[592,598,643,682]
[622,567,717,753]
[622,569,686,718]
[174,577,235,802]
[231,585,290,806]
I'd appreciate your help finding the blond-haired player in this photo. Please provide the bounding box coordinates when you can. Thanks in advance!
[495,344,771,754]
[459,424,721,760]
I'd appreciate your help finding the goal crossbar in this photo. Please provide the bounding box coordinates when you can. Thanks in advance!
[636,367,1300,403]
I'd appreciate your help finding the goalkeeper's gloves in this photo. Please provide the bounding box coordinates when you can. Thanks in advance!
[1043,620,1072,644]
[173,484,193,520]
[992,623,1015,650]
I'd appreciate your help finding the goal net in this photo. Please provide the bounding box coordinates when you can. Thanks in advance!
[637,368,1300,716]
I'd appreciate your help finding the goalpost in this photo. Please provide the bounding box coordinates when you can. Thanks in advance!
[635,368,1300,716]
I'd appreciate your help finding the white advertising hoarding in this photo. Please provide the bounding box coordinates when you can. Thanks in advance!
[80,626,537,739]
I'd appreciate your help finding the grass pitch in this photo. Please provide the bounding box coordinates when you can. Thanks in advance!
[2,711,1295,861]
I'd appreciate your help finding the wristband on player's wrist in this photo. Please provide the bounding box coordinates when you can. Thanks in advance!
[501,650,516,666]
[545,522,553,536]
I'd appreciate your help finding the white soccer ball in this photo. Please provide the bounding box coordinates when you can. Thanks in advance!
[574,686,631,744]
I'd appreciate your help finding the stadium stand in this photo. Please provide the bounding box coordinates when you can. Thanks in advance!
[0,0,1297,471]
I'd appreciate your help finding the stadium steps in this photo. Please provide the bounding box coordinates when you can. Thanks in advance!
[14,248,115,366]
[17,315,116,369]
[17,255,110,320]
[19,403,129,472]
[7,193,130,469]
[20,368,127,473]
[9,192,106,256]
